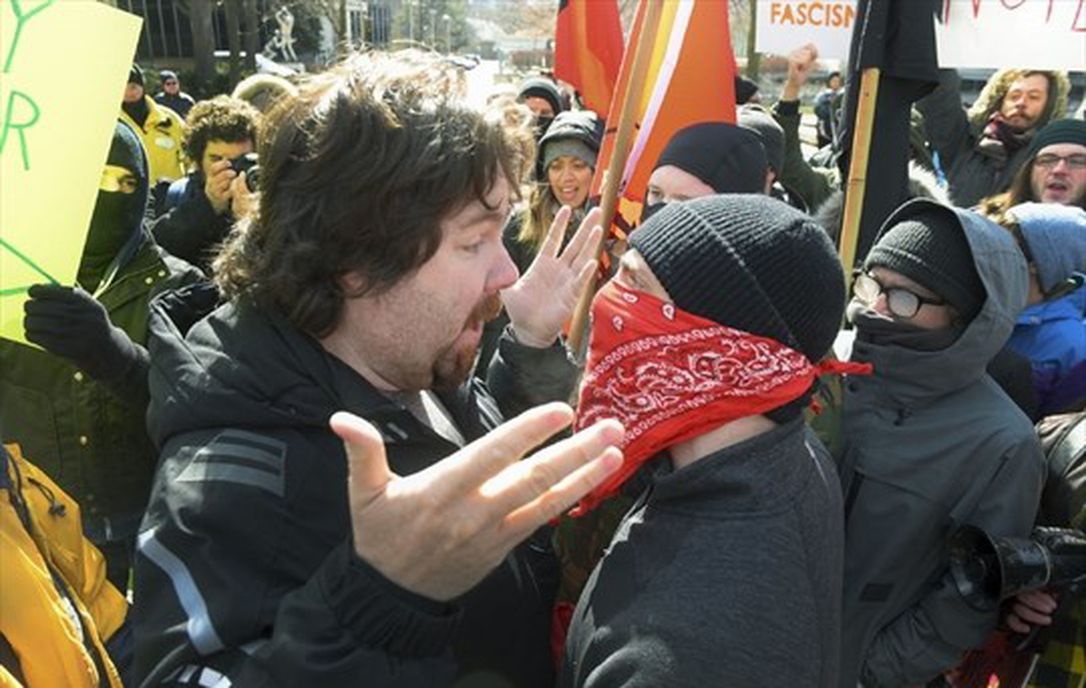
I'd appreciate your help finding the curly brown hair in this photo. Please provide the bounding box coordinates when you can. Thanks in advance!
[213,51,520,338]
[181,95,261,166]
[967,69,1070,131]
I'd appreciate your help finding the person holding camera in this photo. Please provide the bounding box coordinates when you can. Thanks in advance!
[836,198,1046,687]
[151,96,260,273]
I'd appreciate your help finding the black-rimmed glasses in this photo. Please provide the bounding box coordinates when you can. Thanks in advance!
[853,272,946,319]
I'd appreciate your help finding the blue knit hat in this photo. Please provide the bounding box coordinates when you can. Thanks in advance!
[1007,203,1086,294]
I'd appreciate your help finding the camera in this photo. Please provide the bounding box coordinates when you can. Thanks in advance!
[230,153,260,192]
[947,525,1086,611]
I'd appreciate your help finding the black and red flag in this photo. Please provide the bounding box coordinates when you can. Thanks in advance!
[553,0,624,115]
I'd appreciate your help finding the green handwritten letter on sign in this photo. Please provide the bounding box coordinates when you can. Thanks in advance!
[0,0,142,344]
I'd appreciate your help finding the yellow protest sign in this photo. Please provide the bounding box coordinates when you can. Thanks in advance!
[0,0,142,344]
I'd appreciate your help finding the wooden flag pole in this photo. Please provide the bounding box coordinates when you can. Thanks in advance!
[566,0,664,356]
[838,66,880,281]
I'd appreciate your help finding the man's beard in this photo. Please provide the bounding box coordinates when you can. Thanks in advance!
[431,293,504,391]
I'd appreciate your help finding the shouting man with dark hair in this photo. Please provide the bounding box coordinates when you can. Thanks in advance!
[132,51,623,687]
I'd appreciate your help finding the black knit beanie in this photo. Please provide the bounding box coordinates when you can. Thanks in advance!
[128,64,144,87]
[1024,118,1086,161]
[629,195,846,420]
[518,77,564,116]
[735,75,760,105]
[654,122,769,195]
[864,199,985,323]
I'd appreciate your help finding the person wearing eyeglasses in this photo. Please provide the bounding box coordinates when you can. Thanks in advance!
[917,67,1071,208]
[979,119,1086,219]
[835,198,1046,687]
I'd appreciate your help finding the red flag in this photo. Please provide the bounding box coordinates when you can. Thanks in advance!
[553,0,624,115]
[591,0,736,236]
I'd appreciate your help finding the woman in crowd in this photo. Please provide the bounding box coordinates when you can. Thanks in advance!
[478,109,602,372]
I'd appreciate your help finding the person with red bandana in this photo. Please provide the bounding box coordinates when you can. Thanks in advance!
[559,194,863,687]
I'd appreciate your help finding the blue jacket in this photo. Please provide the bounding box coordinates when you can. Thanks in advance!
[1007,288,1086,412]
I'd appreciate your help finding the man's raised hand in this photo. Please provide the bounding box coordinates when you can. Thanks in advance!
[331,402,623,601]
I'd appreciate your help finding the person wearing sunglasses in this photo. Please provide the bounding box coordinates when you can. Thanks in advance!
[836,198,1045,687]
[1002,203,1086,416]
[153,69,195,121]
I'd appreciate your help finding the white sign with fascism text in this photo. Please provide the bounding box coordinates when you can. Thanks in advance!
[755,0,857,60]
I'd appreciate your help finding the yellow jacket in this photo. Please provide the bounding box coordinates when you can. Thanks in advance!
[0,443,126,688]
[119,95,185,185]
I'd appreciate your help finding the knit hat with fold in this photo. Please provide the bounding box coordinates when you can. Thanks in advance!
[629,194,845,420]
[864,199,985,322]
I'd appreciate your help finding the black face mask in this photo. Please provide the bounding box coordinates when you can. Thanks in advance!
[640,201,667,224]
[848,300,963,352]
[83,191,138,264]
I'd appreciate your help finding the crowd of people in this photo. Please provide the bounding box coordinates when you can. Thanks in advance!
[1,41,1084,688]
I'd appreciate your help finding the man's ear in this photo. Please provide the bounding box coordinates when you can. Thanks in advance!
[338,271,369,298]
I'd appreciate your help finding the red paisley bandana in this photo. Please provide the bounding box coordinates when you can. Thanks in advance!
[572,280,863,516]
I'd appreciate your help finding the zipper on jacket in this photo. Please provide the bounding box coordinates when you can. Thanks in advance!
[27,476,67,517]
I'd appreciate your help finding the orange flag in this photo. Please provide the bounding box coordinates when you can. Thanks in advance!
[553,0,625,115]
[592,0,736,236]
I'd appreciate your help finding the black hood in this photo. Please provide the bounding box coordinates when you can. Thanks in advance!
[82,121,151,275]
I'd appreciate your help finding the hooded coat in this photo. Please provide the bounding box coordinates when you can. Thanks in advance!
[837,205,1045,687]
[917,69,1069,208]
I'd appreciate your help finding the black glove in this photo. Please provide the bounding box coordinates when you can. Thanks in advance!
[24,283,141,381]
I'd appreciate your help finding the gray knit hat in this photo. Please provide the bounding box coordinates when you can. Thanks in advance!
[1007,202,1086,294]
[542,138,596,173]
[738,103,784,174]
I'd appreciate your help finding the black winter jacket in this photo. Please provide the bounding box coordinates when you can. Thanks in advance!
[133,297,574,687]
[0,236,202,523]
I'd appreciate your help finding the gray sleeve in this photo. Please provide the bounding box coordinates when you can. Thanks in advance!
[859,571,998,687]
[860,438,1045,686]
[915,69,970,171]
[485,326,581,418]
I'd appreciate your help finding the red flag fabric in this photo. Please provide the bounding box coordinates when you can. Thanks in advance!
[590,0,737,236]
[553,0,624,115]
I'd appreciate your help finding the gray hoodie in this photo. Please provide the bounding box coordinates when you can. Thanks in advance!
[837,205,1045,687]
